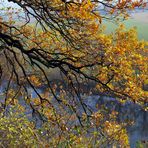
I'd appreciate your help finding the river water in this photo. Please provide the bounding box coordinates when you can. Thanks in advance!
[0,79,148,147]
[28,87,148,148]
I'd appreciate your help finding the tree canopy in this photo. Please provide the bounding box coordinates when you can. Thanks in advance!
[0,0,148,147]
[0,0,147,101]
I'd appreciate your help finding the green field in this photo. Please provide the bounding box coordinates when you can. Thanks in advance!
[103,17,148,41]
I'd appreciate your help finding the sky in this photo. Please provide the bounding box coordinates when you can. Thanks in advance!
[0,0,21,9]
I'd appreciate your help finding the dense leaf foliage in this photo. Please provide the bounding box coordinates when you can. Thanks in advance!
[0,0,147,147]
